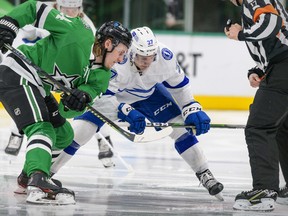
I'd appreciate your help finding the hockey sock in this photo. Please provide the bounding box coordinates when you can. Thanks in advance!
[175,133,208,172]
[50,140,80,174]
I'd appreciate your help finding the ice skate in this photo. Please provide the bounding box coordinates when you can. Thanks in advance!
[276,185,288,205]
[4,132,24,156]
[26,171,75,205]
[233,189,277,211]
[98,136,115,168]
[196,169,224,201]
[14,170,62,195]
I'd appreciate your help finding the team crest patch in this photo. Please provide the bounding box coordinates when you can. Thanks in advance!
[110,69,118,80]
[161,48,173,60]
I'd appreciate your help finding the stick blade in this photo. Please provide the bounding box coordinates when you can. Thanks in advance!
[133,126,173,143]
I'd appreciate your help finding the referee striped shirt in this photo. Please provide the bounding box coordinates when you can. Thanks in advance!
[239,0,288,72]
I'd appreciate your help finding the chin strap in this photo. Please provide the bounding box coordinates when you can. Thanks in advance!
[101,41,118,67]
[101,48,108,67]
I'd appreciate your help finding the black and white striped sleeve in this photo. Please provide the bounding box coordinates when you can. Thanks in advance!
[239,12,282,41]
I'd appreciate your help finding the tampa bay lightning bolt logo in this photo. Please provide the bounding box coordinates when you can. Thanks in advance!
[118,55,128,65]
[110,68,118,80]
[161,48,173,60]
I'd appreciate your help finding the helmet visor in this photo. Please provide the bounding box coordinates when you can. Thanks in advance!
[134,54,156,70]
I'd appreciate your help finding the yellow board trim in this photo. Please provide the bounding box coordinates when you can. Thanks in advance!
[194,95,253,110]
[0,94,253,110]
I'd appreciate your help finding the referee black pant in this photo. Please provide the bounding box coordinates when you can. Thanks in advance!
[246,58,288,191]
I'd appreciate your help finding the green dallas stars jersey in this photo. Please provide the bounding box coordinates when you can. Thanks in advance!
[7,1,111,118]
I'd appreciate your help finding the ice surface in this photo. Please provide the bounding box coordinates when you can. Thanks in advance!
[0,110,287,215]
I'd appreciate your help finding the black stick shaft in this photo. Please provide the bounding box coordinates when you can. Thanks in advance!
[146,122,245,129]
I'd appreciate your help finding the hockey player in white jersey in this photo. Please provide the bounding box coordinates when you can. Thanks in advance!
[51,26,224,200]
[51,26,224,199]
[3,0,114,168]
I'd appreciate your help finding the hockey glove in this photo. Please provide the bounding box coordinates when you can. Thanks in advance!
[182,101,210,136]
[118,103,146,134]
[0,16,19,54]
[247,66,265,79]
[61,89,92,112]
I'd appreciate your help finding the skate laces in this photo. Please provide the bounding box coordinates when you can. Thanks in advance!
[242,189,261,194]
[47,178,59,187]
[240,189,277,201]
[198,171,217,189]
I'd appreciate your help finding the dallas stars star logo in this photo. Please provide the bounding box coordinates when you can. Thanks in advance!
[42,64,79,91]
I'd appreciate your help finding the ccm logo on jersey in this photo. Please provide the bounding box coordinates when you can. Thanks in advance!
[154,102,173,116]
[125,106,133,112]
[52,110,59,117]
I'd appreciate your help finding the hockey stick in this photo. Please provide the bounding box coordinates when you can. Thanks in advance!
[119,122,246,129]
[147,122,245,129]
[3,43,172,143]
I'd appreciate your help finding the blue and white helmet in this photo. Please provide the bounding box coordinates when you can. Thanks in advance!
[130,26,158,56]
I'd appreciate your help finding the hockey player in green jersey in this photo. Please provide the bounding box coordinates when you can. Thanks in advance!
[3,1,116,169]
[0,1,132,204]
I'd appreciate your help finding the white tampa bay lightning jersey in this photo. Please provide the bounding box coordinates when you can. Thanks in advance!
[93,42,195,120]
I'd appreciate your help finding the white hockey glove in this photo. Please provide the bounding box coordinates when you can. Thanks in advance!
[182,101,210,136]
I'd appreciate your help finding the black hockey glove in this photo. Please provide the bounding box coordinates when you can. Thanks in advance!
[61,89,92,112]
[247,67,265,79]
[0,16,19,54]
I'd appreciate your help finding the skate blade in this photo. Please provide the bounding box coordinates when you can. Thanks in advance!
[233,198,275,211]
[26,187,75,205]
[214,192,224,201]
[14,186,27,195]
[100,158,115,168]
